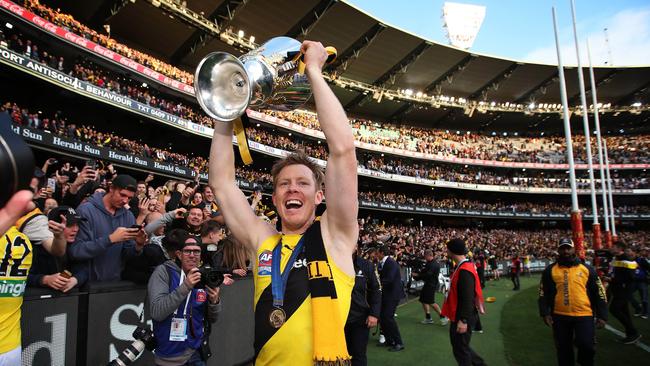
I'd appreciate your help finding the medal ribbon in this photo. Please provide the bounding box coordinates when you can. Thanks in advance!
[271,236,306,308]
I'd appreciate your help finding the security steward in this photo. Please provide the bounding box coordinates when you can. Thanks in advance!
[345,248,382,366]
[538,238,608,366]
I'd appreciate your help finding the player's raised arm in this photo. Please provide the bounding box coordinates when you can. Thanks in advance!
[208,122,275,250]
[302,41,359,253]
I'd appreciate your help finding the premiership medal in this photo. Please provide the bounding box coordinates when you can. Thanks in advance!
[269,307,287,328]
[269,236,306,331]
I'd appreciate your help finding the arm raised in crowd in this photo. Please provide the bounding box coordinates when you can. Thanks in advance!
[144,208,185,236]
[208,121,274,250]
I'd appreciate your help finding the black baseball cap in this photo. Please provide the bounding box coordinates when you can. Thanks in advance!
[47,206,87,225]
[558,238,574,248]
[111,174,137,191]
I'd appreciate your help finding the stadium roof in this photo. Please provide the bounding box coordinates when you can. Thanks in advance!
[52,0,650,131]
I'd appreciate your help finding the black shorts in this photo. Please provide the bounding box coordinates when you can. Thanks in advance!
[419,285,437,304]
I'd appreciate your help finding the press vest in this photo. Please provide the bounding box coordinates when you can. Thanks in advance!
[153,266,207,358]
[0,227,32,353]
[441,260,484,322]
[253,228,354,365]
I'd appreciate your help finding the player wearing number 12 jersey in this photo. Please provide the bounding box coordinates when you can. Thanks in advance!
[0,226,33,364]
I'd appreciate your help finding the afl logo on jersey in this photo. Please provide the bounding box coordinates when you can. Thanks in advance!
[258,250,273,276]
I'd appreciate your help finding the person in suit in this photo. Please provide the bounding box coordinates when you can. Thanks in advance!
[345,247,382,366]
[373,245,405,352]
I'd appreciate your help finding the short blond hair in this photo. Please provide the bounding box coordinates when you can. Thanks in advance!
[270,151,324,190]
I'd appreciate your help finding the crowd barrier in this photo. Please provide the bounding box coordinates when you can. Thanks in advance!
[21,258,556,365]
[21,277,255,366]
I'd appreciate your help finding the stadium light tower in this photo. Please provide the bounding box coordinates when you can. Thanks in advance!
[587,39,611,248]
[442,2,486,50]
[552,7,584,259]
[570,0,600,254]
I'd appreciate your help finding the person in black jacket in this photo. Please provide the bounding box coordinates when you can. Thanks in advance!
[538,238,608,366]
[373,246,405,352]
[608,241,642,344]
[415,249,448,325]
[345,249,382,366]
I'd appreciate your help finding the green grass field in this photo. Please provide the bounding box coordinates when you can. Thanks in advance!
[367,275,650,365]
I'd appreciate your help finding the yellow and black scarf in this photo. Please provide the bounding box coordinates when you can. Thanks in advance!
[304,221,351,365]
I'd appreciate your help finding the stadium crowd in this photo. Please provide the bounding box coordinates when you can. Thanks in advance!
[358,191,650,215]
[266,110,650,165]
[22,0,195,84]
[5,99,649,192]
[357,218,649,267]
[2,27,649,169]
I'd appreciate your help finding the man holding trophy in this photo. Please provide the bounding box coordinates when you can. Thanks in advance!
[202,40,358,365]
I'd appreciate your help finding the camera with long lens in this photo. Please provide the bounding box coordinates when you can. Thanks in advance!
[0,112,35,207]
[107,326,156,366]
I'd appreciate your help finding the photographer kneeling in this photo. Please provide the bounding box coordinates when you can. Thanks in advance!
[148,235,233,366]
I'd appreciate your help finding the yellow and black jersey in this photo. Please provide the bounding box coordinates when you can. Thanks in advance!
[0,226,33,353]
[538,260,607,319]
[253,227,353,365]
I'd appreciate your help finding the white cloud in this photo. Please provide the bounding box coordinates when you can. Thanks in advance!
[522,7,650,66]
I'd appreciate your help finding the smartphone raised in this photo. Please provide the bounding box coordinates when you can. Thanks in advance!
[47,177,56,193]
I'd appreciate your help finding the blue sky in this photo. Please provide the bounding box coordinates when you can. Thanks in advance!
[346,0,650,66]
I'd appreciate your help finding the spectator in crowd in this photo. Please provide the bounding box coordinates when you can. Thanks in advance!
[218,237,249,277]
[168,206,204,237]
[538,238,607,366]
[27,206,89,291]
[148,235,231,366]
[415,249,448,325]
[201,186,224,224]
[608,241,642,344]
[200,220,225,270]
[441,239,486,366]
[68,174,147,282]
[345,246,382,366]
[374,246,405,352]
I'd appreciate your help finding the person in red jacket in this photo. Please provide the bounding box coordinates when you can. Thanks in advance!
[442,239,486,366]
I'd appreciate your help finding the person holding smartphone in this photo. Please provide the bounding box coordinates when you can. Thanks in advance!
[68,175,148,282]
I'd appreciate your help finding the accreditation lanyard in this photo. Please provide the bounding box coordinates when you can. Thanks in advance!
[271,236,306,308]
[170,270,192,342]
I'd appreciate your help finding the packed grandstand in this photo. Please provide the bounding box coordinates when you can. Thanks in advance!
[1,0,649,365]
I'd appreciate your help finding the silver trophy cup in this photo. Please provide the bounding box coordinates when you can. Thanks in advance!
[194,37,335,122]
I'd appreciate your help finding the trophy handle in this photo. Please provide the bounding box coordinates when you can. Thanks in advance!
[295,46,337,74]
